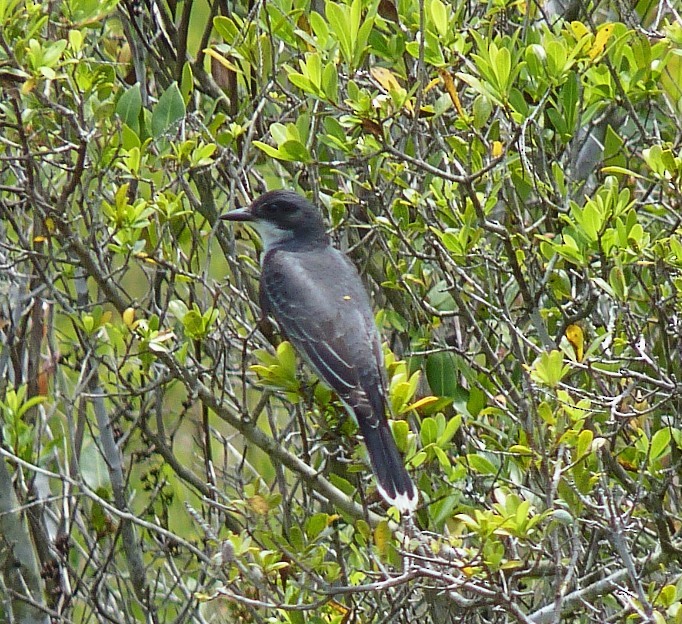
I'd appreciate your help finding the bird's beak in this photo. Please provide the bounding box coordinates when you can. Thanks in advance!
[220,206,254,222]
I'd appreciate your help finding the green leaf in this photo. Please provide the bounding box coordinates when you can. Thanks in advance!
[467,453,498,475]
[576,429,593,459]
[305,53,322,89]
[538,401,555,425]
[353,11,374,69]
[547,108,568,138]
[116,83,142,133]
[509,444,534,457]
[328,473,354,496]
[182,309,205,338]
[213,15,240,43]
[561,71,579,134]
[326,1,352,66]
[658,584,676,608]
[168,300,189,320]
[12,394,47,420]
[306,513,330,539]
[650,428,671,463]
[429,0,448,37]
[609,265,628,300]
[491,46,511,94]
[431,494,459,527]
[425,352,458,397]
[270,122,288,145]
[387,421,407,454]
[472,95,492,129]
[288,72,316,95]
[433,445,450,469]
[456,71,502,106]
[121,124,141,149]
[530,350,570,388]
[309,11,329,43]
[421,417,438,446]
[600,165,643,178]
[151,82,185,138]
[180,62,193,103]
[253,140,284,159]
[40,39,67,67]
[278,140,311,162]
[437,414,462,446]
[410,451,427,468]
[322,61,338,102]
[276,341,298,379]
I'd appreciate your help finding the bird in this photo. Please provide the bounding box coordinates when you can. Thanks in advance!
[221,190,418,513]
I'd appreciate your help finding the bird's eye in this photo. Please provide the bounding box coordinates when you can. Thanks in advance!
[268,202,295,213]
[257,202,278,216]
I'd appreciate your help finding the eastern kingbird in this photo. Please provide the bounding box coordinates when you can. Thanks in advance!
[222,190,418,513]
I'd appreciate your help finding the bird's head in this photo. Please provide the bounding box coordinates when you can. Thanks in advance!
[221,190,328,250]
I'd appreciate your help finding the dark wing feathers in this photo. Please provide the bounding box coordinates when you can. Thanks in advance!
[261,247,384,404]
[260,245,418,512]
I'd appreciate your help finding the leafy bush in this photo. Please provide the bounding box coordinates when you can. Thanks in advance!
[1,0,681,621]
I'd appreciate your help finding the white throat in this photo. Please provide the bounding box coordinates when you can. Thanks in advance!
[250,220,295,254]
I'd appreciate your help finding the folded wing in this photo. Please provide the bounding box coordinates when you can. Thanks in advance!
[261,247,418,512]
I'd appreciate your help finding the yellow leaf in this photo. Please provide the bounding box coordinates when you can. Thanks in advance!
[193,591,213,602]
[203,48,241,73]
[248,494,270,515]
[122,307,136,328]
[403,395,439,412]
[370,66,402,93]
[423,77,441,93]
[492,140,504,157]
[438,68,464,117]
[33,235,47,243]
[570,21,590,41]
[589,23,614,60]
[370,66,413,113]
[500,559,523,569]
[21,77,36,94]
[373,520,392,559]
[328,600,349,616]
[565,324,584,362]
[44,217,56,233]
[135,252,157,264]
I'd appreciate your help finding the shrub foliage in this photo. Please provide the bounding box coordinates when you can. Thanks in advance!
[1,0,681,621]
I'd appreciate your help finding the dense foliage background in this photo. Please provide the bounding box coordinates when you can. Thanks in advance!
[1,0,682,621]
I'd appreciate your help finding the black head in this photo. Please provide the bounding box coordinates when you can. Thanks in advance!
[221,190,327,249]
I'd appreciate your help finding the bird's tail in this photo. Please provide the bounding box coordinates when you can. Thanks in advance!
[355,408,418,513]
